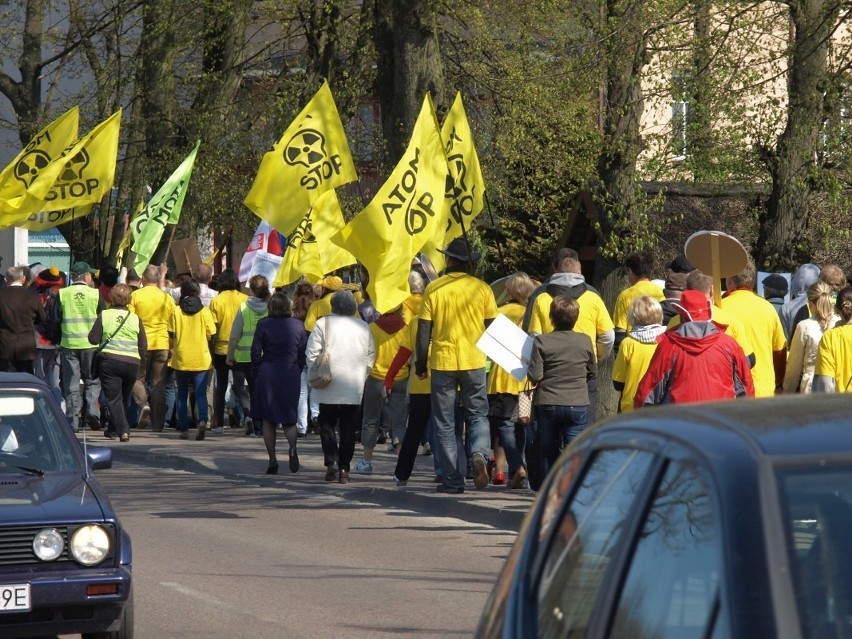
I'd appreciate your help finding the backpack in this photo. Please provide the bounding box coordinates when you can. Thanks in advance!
[40,289,62,344]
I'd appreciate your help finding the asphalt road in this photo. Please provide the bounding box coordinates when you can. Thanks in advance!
[63,461,518,638]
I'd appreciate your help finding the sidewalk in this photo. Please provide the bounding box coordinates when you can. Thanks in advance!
[87,426,534,531]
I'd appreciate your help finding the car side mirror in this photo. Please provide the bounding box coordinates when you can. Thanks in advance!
[87,447,113,471]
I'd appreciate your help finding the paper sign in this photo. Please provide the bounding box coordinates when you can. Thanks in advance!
[476,313,534,381]
[170,238,202,275]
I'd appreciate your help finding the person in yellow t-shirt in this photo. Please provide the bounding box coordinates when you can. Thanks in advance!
[487,272,536,489]
[667,270,756,369]
[129,264,175,432]
[721,261,787,397]
[813,287,852,393]
[612,296,666,413]
[208,269,248,434]
[304,275,344,332]
[416,238,498,493]
[169,280,216,440]
[612,250,665,352]
[526,253,614,424]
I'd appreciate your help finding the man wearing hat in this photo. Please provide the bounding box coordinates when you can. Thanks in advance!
[635,289,754,406]
[59,262,106,431]
[415,238,498,494]
[762,273,788,320]
[304,275,345,332]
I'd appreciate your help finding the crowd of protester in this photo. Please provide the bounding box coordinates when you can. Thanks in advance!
[2,237,851,494]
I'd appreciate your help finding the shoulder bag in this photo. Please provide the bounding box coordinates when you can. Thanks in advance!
[308,316,333,389]
[511,380,536,425]
[92,311,131,378]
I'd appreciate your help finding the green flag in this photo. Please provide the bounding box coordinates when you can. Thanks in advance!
[131,141,200,272]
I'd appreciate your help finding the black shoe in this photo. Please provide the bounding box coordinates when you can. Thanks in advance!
[325,464,338,482]
[338,469,350,484]
[103,430,115,440]
[86,415,102,431]
[289,449,300,473]
[376,432,387,445]
[436,483,464,494]
[266,463,279,475]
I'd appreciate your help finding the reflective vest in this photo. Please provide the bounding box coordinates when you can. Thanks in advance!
[59,284,100,349]
[234,303,267,363]
[99,309,141,360]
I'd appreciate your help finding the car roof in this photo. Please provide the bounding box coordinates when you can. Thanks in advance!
[597,394,852,463]
[0,372,50,387]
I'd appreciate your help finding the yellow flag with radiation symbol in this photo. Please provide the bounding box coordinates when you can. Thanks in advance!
[422,92,486,272]
[244,81,357,237]
[330,94,450,313]
[0,106,79,207]
[273,189,356,286]
[1,110,122,229]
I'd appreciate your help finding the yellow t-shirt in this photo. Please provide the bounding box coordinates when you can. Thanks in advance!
[402,318,430,394]
[370,319,410,382]
[168,306,216,371]
[612,337,659,413]
[420,272,498,371]
[487,302,526,395]
[721,290,786,397]
[612,280,665,331]
[815,324,852,392]
[528,290,614,361]
[128,285,175,351]
[304,294,333,332]
[208,290,248,355]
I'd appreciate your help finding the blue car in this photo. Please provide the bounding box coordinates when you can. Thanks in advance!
[477,394,852,638]
[0,374,132,639]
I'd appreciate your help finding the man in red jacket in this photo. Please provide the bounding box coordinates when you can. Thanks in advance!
[635,289,755,407]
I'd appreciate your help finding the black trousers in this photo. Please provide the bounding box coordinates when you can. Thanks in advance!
[319,403,360,472]
[394,393,431,482]
[0,358,34,374]
[100,357,138,437]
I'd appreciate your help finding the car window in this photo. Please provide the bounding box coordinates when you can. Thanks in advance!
[536,448,656,639]
[610,461,724,638]
[0,392,81,473]
[778,466,852,638]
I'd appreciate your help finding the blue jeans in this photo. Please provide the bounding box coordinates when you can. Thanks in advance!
[176,370,210,432]
[431,369,491,490]
[535,404,589,479]
[488,416,526,476]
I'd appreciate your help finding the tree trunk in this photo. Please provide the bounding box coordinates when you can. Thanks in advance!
[758,0,837,270]
[139,0,179,162]
[374,0,444,163]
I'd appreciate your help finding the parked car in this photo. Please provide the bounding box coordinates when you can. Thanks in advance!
[0,373,132,639]
[477,394,852,638]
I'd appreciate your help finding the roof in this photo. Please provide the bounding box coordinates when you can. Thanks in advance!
[599,394,852,463]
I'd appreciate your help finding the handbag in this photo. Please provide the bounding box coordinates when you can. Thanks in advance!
[93,311,131,378]
[308,317,333,389]
[512,381,536,425]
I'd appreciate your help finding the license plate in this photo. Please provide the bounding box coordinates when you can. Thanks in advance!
[0,584,30,612]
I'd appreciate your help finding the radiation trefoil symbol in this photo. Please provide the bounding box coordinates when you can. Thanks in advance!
[14,150,52,188]
[284,129,326,168]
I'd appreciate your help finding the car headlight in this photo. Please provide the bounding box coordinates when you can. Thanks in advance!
[69,525,110,566]
[33,528,65,561]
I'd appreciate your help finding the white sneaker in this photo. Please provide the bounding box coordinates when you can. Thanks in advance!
[138,405,151,429]
[354,459,373,474]
[211,427,224,435]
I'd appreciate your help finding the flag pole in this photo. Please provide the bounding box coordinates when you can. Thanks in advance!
[483,192,506,267]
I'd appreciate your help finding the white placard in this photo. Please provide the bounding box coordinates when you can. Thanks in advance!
[476,313,534,381]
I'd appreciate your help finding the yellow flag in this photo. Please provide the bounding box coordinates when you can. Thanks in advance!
[273,190,356,286]
[0,106,80,214]
[115,199,145,267]
[422,92,486,272]
[17,204,94,232]
[1,110,122,228]
[331,94,450,313]
[244,81,357,236]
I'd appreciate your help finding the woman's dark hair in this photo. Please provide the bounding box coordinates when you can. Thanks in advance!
[293,282,317,320]
[249,274,270,301]
[267,293,292,318]
[180,279,200,301]
[550,295,580,331]
[217,269,240,292]
[837,286,852,322]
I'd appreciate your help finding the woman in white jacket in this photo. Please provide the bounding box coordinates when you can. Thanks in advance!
[306,289,375,484]
[784,281,838,393]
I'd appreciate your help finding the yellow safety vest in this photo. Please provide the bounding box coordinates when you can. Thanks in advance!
[234,303,267,363]
[100,309,141,360]
[59,285,100,349]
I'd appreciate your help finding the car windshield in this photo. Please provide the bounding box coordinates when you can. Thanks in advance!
[779,466,852,639]
[0,392,82,474]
